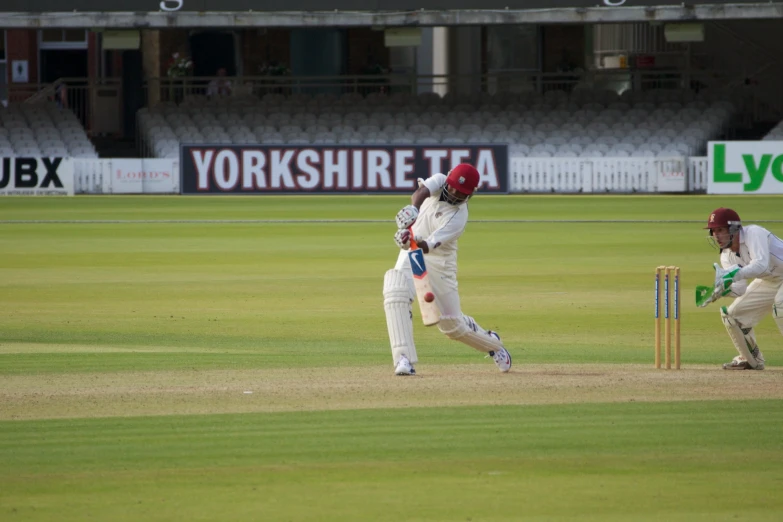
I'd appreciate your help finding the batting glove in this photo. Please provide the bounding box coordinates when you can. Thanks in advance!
[394,228,411,250]
[395,205,419,229]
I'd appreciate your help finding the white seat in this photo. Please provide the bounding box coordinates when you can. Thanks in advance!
[579,149,603,157]
[337,133,362,144]
[442,136,466,145]
[596,135,620,146]
[409,124,431,134]
[536,122,558,133]
[570,135,594,147]
[390,133,415,144]
[612,143,636,154]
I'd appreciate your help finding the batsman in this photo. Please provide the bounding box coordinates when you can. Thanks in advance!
[697,207,783,370]
[382,163,512,376]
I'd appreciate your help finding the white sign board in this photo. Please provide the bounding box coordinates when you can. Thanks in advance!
[0,157,74,195]
[111,159,179,194]
[11,60,29,83]
[656,157,687,192]
[708,141,783,194]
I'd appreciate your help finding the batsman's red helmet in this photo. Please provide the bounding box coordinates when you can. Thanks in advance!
[705,208,741,229]
[446,164,480,195]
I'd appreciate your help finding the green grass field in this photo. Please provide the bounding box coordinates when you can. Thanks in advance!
[1,195,782,521]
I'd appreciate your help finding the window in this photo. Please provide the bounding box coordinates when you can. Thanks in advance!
[487,26,540,72]
[39,30,88,49]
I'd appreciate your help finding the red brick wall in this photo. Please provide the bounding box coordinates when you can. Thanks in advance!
[5,30,38,85]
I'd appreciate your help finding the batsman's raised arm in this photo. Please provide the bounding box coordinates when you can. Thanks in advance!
[410,181,431,209]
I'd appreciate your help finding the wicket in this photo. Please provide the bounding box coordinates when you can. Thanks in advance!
[654,266,681,369]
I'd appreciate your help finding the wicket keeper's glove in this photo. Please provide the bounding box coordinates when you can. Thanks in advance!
[714,262,741,297]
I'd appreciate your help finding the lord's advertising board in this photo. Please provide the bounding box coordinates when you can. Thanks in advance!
[708,141,783,195]
[180,145,508,194]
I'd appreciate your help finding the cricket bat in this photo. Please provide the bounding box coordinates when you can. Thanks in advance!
[408,230,441,326]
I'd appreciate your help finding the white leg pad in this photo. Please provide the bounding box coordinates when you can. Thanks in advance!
[384,269,418,365]
[721,306,761,369]
[438,315,504,354]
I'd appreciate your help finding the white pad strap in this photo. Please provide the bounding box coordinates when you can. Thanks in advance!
[721,307,760,369]
[774,300,783,336]
[438,315,504,354]
[384,269,418,365]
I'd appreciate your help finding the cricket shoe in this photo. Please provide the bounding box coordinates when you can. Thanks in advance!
[722,353,765,371]
[395,355,416,376]
[487,331,512,373]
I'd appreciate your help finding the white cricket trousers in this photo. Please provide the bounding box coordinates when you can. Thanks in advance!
[726,277,783,331]
[395,250,462,317]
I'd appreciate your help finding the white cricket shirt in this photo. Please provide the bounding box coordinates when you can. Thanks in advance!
[720,224,783,288]
[410,173,469,262]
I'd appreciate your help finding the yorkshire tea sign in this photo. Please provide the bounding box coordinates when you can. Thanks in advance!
[708,141,783,194]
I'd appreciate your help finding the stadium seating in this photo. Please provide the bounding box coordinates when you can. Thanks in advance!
[138,87,737,159]
[0,103,98,158]
[762,119,783,140]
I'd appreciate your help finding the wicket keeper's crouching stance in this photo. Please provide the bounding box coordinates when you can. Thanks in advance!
[383,163,512,376]
[700,207,783,370]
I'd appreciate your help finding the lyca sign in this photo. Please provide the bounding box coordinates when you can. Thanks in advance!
[708,141,783,194]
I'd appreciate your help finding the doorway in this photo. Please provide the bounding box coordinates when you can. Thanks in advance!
[40,49,88,82]
[189,31,237,77]
[40,49,89,125]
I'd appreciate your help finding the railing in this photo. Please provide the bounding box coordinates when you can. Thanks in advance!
[142,69,750,105]
[145,74,419,105]
[688,156,710,192]
[23,79,63,105]
[4,68,771,142]
[8,78,123,136]
[509,156,709,193]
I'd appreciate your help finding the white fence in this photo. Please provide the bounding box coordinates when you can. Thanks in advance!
[74,158,179,194]
[70,156,710,194]
[510,156,710,193]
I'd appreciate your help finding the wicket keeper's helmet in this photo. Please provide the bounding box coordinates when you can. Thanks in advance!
[705,207,742,249]
[446,163,480,195]
[705,208,741,230]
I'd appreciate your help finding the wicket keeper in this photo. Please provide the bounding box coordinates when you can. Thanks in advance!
[701,207,783,370]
